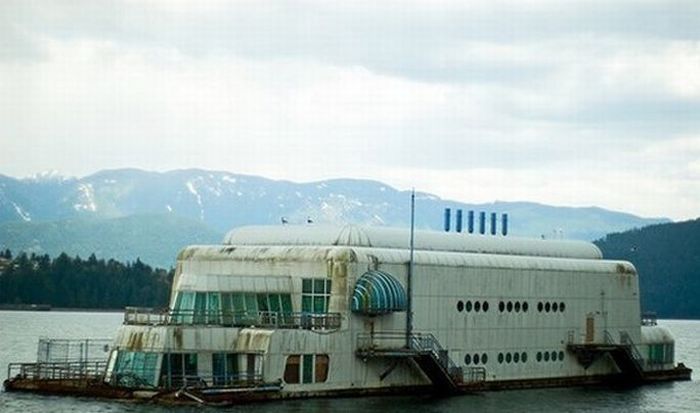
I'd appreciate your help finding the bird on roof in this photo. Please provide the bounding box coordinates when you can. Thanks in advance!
[281,217,288,225]
[306,217,313,224]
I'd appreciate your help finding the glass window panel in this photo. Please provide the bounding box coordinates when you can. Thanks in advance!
[176,292,195,324]
[226,354,238,382]
[302,296,312,313]
[173,292,183,311]
[213,354,225,385]
[208,292,221,324]
[315,354,329,383]
[245,294,258,313]
[231,294,245,312]
[302,354,314,384]
[281,294,293,313]
[269,294,281,313]
[185,354,198,377]
[194,292,207,324]
[257,294,270,311]
[222,293,234,325]
[314,279,325,294]
[302,279,312,293]
[325,280,332,294]
[284,355,300,384]
[313,296,326,313]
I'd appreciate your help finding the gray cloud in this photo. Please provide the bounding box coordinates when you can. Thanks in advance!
[1,1,699,219]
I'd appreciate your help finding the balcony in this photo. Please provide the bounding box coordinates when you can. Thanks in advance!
[123,307,342,330]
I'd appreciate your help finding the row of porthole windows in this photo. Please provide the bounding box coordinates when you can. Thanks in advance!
[464,353,488,365]
[537,350,566,362]
[457,300,490,313]
[537,302,566,313]
[466,351,566,366]
[457,300,567,314]
[498,301,529,313]
[497,352,528,364]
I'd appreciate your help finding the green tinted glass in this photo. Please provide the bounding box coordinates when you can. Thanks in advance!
[281,294,293,312]
[302,279,312,293]
[302,354,313,383]
[314,279,325,294]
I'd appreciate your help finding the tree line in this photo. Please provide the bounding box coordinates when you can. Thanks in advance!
[0,250,173,309]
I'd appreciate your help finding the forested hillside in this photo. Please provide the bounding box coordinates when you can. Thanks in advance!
[0,250,172,309]
[595,219,700,319]
[0,213,222,269]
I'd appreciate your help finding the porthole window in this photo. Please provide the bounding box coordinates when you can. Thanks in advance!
[514,301,521,312]
[545,302,551,313]
[507,302,513,312]
[537,302,543,312]
[506,353,512,363]
[560,302,565,312]
[513,352,520,363]
[551,351,557,361]
[499,301,505,312]
[474,301,481,312]
[523,302,529,312]
[544,351,550,361]
[536,352,542,362]
[521,352,528,363]
[483,301,489,312]
[465,301,472,312]
[498,353,504,364]
[482,353,488,364]
[474,354,480,365]
[552,302,558,312]
[559,351,565,361]
[457,301,464,312]
[464,354,471,365]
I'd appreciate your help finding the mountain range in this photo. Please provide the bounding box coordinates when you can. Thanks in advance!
[0,168,669,267]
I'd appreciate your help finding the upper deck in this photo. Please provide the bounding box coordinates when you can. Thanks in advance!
[223,225,603,260]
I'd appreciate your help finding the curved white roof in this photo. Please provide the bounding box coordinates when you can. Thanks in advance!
[223,225,602,260]
[641,326,675,344]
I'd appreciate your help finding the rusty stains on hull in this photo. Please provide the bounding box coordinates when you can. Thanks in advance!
[4,365,691,406]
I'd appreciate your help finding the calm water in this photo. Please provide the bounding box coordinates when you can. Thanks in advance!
[0,311,699,413]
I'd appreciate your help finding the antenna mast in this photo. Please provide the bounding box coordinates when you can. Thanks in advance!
[406,189,415,348]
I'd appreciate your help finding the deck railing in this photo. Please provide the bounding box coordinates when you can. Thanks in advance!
[123,307,342,330]
[7,361,108,382]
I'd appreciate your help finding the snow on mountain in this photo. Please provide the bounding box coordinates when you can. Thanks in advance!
[0,168,670,241]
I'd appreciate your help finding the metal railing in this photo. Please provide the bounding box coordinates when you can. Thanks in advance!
[123,307,342,330]
[37,338,112,364]
[7,361,108,382]
[619,331,644,365]
[464,366,487,382]
[161,372,265,390]
[356,332,471,383]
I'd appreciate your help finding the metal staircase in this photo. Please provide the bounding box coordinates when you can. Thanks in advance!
[568,330,646,383]
[356,332,484,393]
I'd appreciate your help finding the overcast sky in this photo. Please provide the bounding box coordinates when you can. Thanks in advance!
[1,1,699,220]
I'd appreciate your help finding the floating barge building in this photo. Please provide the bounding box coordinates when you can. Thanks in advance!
[4,218,691,405]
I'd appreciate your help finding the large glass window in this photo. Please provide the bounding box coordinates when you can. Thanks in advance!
[283,354,329,384]
[212,353,239,385]
[302,279,331,314]
[173,292,293,326]
[160,353,198,388]
[113,351,159,388]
